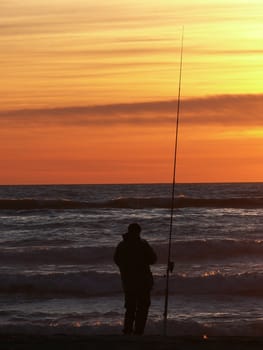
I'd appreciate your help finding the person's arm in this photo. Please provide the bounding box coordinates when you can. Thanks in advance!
[143,240,157,265]
[113,243,122,266]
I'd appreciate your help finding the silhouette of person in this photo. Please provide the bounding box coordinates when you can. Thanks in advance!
[114,223,157,335]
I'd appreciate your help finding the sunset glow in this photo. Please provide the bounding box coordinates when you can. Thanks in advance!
[1,0,263,184]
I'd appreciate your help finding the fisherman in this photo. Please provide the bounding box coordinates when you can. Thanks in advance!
[114,223,157,335]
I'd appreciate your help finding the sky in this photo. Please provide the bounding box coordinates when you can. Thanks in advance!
[1,0,263,184]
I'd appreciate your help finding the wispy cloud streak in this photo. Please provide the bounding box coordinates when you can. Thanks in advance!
[1,94,262,127]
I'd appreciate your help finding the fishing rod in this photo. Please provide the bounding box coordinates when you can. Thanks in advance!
[163,27,184,336]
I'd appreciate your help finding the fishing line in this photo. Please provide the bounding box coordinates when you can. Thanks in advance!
[163,27,184,336]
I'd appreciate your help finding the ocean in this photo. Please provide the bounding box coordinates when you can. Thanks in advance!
[0,183,263,336]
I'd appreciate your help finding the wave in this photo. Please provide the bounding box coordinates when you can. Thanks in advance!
[158,239,263,262]
[1,239,263,265]
[0,196,263,210]
[1,270,263,297]
[2,319,263,336]
[155,272,263,296]
[0,246,115,264]
[0,271,121,297]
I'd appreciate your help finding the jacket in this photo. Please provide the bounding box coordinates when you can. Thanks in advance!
[114,233,157,292]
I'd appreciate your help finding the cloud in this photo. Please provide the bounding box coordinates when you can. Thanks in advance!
[0,94,262,128]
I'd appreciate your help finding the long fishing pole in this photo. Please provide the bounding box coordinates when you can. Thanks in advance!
[163,27,184,336]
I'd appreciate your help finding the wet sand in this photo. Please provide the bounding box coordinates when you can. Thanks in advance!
[1,334,263,350]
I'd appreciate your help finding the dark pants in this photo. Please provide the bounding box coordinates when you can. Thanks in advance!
[123,289,151,335]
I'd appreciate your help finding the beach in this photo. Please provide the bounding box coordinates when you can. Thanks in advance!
[2,334,263,350]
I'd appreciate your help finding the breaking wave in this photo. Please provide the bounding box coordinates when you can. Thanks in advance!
[1,270,263,298]
[2,319,263,336]
[0,196,263,210]
[1,239,263,265]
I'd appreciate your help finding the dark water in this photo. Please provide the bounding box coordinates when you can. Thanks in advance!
[0,183,263,335]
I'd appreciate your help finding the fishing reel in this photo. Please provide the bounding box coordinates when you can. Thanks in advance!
[168,260,174,273]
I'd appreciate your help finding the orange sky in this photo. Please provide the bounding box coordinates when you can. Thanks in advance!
[1,0,263,184]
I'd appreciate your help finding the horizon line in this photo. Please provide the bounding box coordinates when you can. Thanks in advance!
[0,181,262,187]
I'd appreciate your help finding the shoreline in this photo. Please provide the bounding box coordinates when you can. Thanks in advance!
[1,334,263,350]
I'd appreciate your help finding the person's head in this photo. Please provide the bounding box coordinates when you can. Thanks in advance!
[126,223,141,239]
